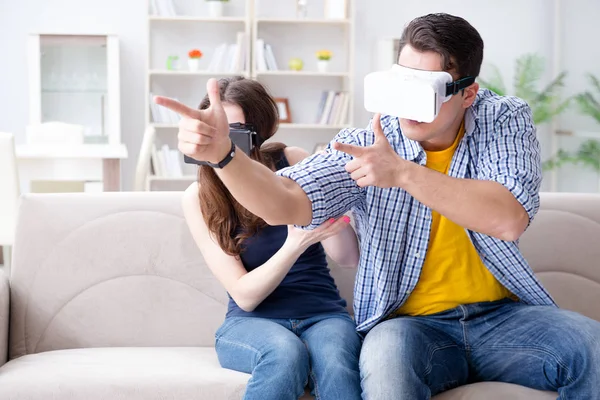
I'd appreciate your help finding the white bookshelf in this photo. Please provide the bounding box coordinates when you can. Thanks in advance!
[253,0,355,151]
[144,0,355,190]
[145,0,252,190]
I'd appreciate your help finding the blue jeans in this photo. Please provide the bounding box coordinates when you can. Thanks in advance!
[215,313,362,400]
[360,299,600,399]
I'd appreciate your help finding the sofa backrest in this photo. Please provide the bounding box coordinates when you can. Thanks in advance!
[519,192,600,322]
[9,192,227,359]
[9,192,600,360]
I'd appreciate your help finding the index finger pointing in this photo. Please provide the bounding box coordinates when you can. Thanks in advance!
[154,96,202,119]
[332,141,365,157]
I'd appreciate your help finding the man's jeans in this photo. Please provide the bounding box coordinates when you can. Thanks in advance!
[215,313,362,400]
[360,298,600,399]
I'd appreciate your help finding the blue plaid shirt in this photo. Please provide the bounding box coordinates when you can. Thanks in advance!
[277,89,556,333]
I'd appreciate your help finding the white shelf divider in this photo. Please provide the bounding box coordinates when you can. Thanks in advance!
[147,175,196,182]
[149,16,246,23]
[149,70,250,77]
[278,123,351,130]
[254,71,350,78]
[256,18,351,25]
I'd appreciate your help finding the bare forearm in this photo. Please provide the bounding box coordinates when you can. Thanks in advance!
[215,148,311,226]
[233,241,305,311]
[400,163,529,241]
[321,224,360,268]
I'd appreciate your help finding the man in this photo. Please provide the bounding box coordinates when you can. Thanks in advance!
[157,13,600,399]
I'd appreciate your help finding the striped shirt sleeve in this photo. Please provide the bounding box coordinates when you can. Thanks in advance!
[276,129,365,229]
[477,104,542,223]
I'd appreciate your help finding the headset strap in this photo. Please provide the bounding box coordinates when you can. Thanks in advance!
[446,76,476,96]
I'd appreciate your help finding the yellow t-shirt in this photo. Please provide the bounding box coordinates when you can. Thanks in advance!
[396,121,512,316]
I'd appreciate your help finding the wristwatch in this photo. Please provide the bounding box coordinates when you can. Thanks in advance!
[204,140,236,169]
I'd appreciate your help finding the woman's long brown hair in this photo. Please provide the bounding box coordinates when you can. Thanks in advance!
[197,77,285,256]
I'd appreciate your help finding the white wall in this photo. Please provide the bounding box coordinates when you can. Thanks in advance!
[1,0,598,191]
[0,0,147,191]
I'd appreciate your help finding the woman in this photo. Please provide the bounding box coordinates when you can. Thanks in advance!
[181,77,362,400]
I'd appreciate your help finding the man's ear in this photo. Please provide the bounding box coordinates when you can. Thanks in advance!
[462,82,479,108]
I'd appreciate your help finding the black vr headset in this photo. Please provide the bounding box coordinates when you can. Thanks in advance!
[183,122,261,166]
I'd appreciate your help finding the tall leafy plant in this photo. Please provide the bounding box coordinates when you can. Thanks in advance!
[545,73,600,174]
[478,53,570,125]
[575,73,600,124]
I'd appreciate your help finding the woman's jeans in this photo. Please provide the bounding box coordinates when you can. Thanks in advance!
[215,313,362,400]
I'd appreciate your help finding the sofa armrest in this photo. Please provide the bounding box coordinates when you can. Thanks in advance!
[0,270,8,367]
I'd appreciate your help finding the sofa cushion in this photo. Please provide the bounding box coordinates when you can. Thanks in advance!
[0,347,555,400]
[433,382,556,399]
[0,347,249,400]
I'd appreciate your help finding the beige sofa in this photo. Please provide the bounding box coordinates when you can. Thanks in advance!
[0,191,598,400]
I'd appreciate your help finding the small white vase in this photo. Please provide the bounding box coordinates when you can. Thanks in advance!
[188,58,200,71]
[208,1,224,18]
[317,60,329,73]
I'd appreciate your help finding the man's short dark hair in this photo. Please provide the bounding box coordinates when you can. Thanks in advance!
[397,13,484,78]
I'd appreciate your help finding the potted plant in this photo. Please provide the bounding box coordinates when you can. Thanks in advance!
[543,73,600,187]
[206,0,228,18]
[575,73,600,124]
[188,49,203,71]
[316,50,332,73]
[478,53,570,125]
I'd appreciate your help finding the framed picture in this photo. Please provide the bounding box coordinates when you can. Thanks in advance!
[275,98,292,123]
[324,0,347,19]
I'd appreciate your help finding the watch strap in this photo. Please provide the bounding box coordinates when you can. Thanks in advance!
[206,140,236,169]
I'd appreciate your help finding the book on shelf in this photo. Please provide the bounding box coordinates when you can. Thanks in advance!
[151,144,183,178]
[315,91,349,125]
[254,39,278,72]
[150,0,176,16]
[208,32,249,73]
[149,93,181,124]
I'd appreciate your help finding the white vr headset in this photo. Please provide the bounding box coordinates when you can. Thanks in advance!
[364,64,475,123]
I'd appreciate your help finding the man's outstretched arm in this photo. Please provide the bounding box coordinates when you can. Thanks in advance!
[215,149,313,226]
[154,79,361,227]
[334,109,541,242]
[155,80,311,226]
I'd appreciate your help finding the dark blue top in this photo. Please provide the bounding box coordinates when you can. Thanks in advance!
[225,150,348,319]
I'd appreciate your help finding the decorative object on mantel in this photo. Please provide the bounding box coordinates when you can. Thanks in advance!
[296,0,308,18]
[275,98,292,123]
[206,0,229,18]
[288,57,304,71]
[166,55,179,70]
[324,0,347,19]
[188,49,203,71]
[316,50,332,73]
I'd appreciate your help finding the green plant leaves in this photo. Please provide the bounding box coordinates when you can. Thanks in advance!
[478,53,570,125]
[479,55,600,175]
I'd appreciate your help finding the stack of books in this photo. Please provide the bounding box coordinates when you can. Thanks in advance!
[254,39,279,72]
[315,91,349,125]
